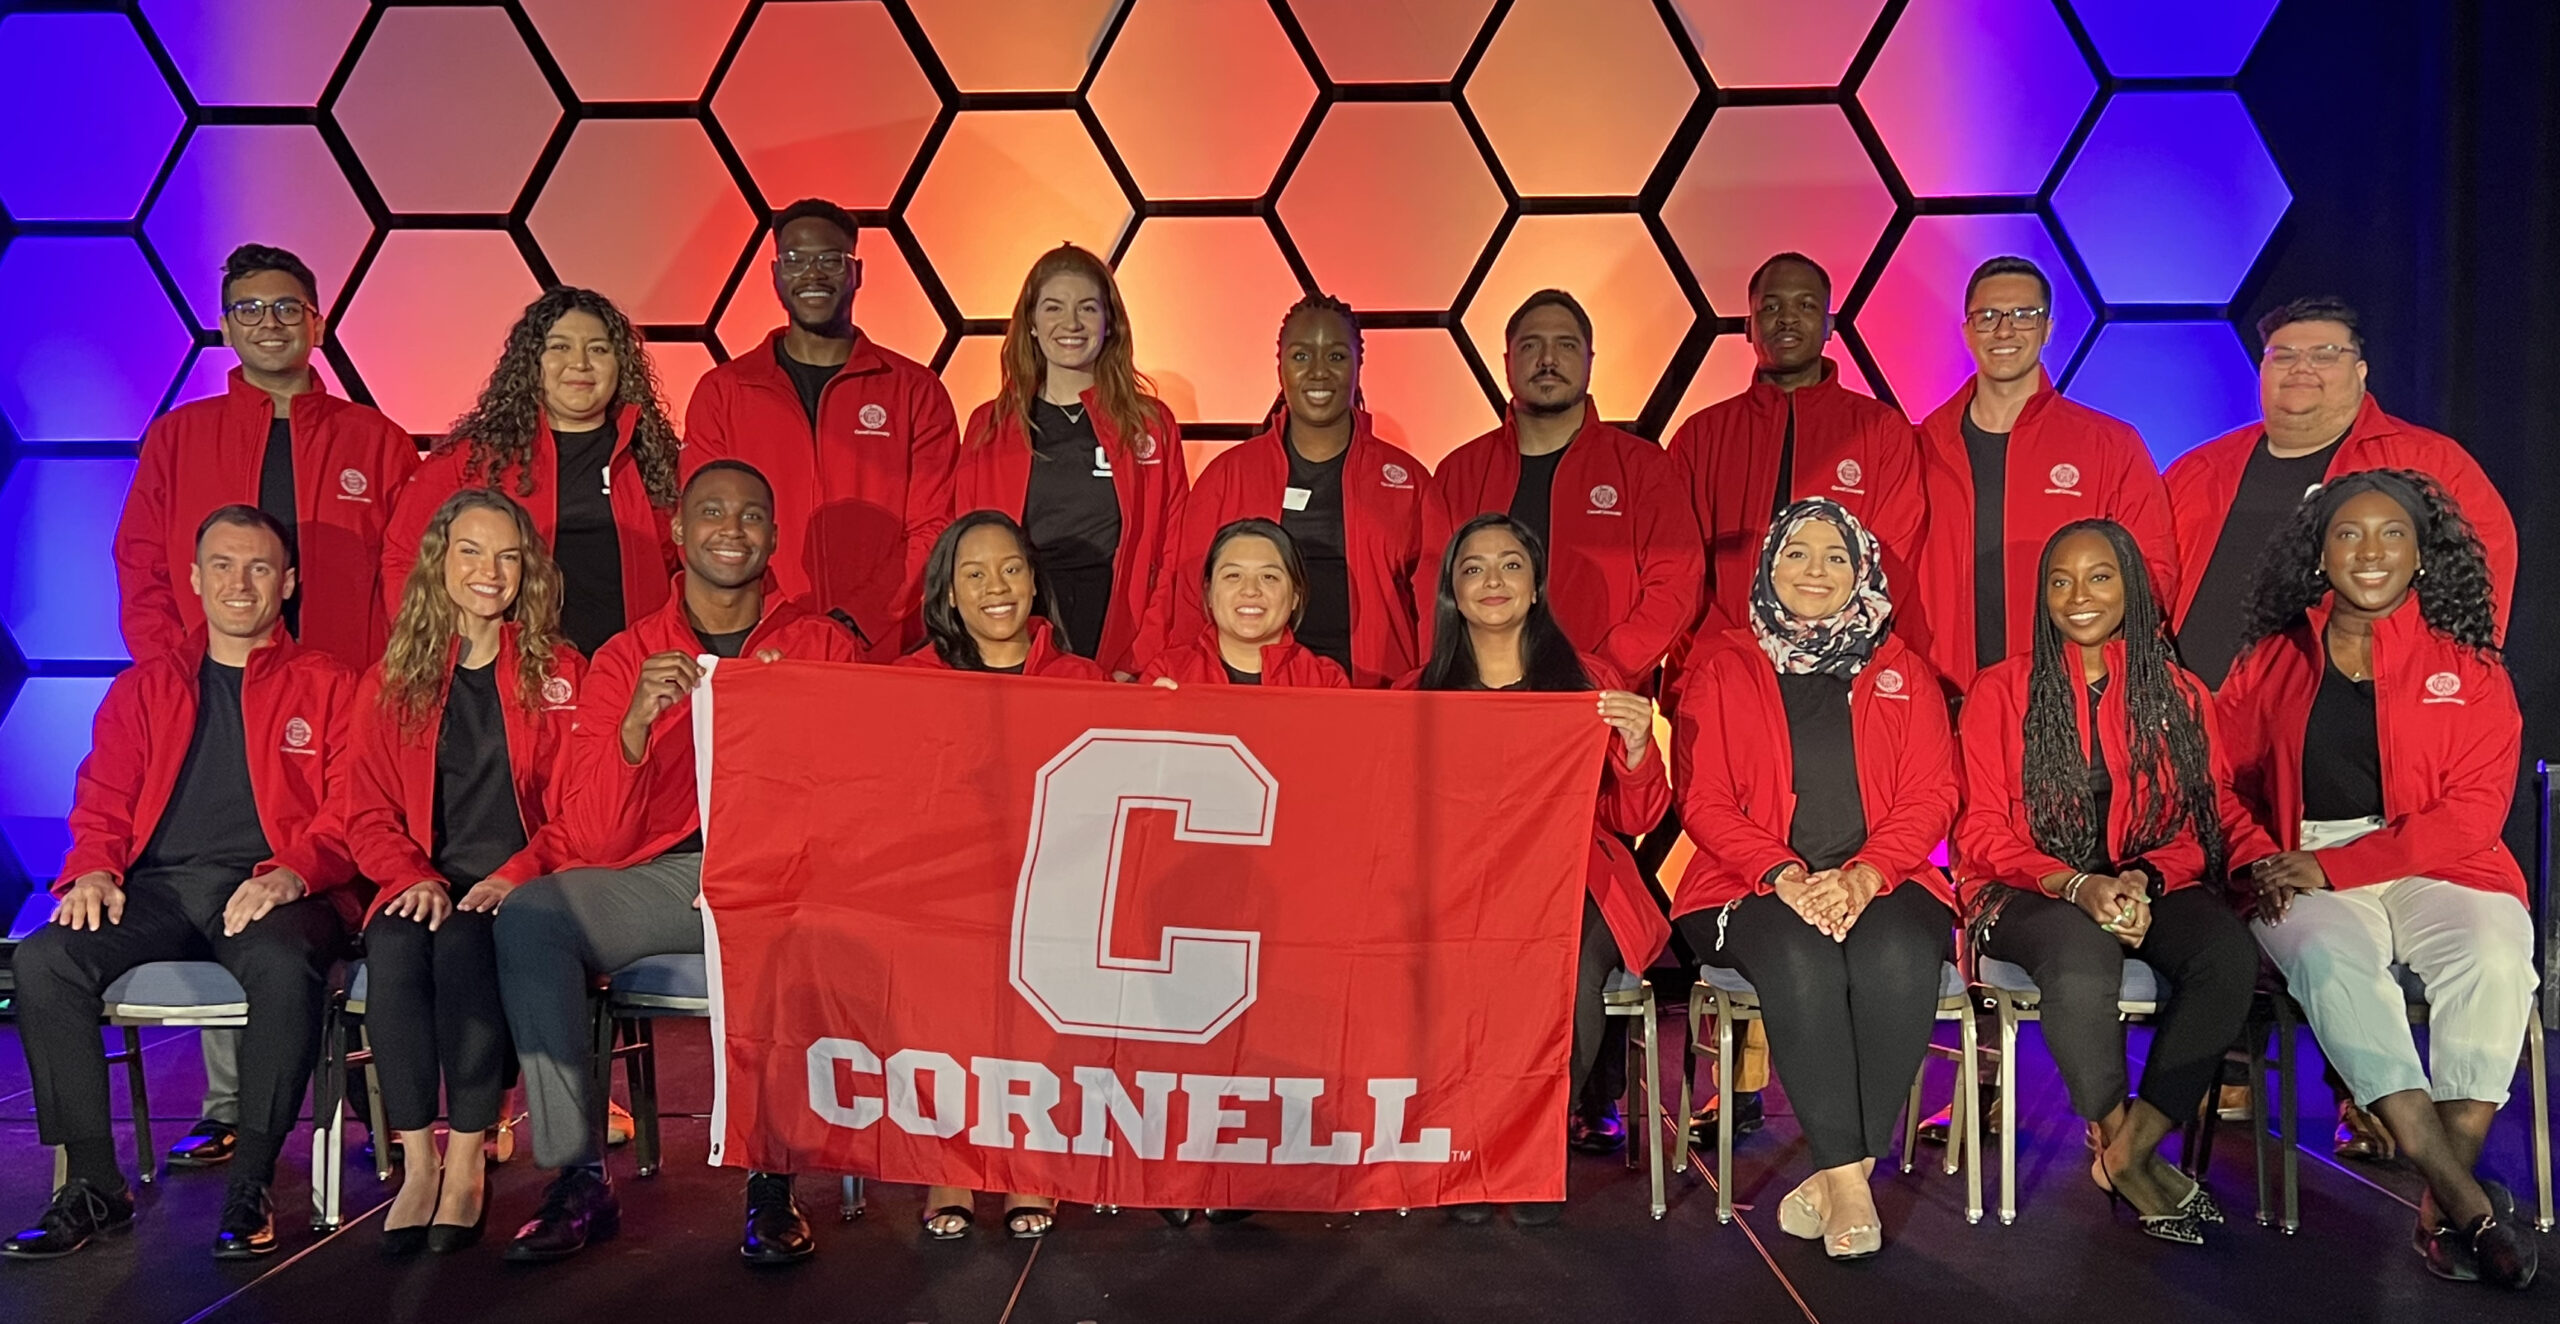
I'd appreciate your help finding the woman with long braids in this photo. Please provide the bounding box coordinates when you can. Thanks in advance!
[955,245,1184,677]
[1955,518,2265,1245]
[344,489,583,1255]
[2220,470,2536,1289]
[383,287,683,658]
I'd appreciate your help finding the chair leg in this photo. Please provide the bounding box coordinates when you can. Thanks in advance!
[839,1175,866,1221]
[2249,1027,2272,1227]
[589,993,617,1164]
[1902,1050,1925,1176]
[1961,1008,1983,1225]
[1621,1007,1639,1174]
[1997,1005,2019,1225]
[630,1017,663,1177]
[52,1146,68,1194]
[126,1028,154,1186]
[1641,992,1664,1219]
[2277,1001,2299,1234]
[1715,999,1737,1225]
[361,1030,392,1183]
[310,1000,345,1230]
[1672,992,1703,1179]
[2529,1018,2552,1232]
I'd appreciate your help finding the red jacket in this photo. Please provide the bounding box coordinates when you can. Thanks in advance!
[2215,600,2524,901]
[954,392,1187,674]
[1136,412,1429,687]
[341,626,587,922]
[1138,630,1350,688]
[2165,394,2518,635]
[555,580,858,869]
[1671,632,1958,915]
[1956,641,2274,899]
[891,618,1110,681]
[115,369,420,669]
[1912,374,2175,688]
[381,415,678,631]
[59,628,357,897]
[1396,655,1672,970]
[681,329,959,662]
[1666,361,1926,639]
[1423,408,1702,681]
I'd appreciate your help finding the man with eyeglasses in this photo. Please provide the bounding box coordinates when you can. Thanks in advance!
[682,198,957,661]
[2165,296,2515,690]
[1909,255,2174,690]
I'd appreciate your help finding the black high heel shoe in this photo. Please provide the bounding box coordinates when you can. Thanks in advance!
[2092,1152,2203,1246]
[427,1169,491,1254]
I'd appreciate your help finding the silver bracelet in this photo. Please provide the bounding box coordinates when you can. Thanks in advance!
[2061,872,2089,906]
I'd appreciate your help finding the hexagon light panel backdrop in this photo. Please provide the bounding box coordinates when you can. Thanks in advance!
[0,0,2289,885]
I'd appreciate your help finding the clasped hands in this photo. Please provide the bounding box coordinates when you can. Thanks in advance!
[1772,860,1886,941]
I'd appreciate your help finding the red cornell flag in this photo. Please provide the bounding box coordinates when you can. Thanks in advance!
[691,662,1603,1210]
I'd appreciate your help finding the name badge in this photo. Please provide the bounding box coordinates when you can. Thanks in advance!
[1282,487,1311,512]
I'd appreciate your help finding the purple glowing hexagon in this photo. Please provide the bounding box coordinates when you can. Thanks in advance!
[1860,0,2096,197]
[0,238,194,442]
[2063,320,2260,467]
[139,0,368,107]
[0,13,184,221]
[0,676,117,879]
[2053,92,2289,306]
[0,458,137,663]
[1860,213,2093,415]
[167,345,343,407]
[2069,0,2277,78]
[146,125,374,327]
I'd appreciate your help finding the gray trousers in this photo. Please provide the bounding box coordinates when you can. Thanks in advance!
[200,1029,239,1125]
[494,853,704,1170]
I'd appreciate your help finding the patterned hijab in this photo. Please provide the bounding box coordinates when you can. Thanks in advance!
[1750,497,1894,679]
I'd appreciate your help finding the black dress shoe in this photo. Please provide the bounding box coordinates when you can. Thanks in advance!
[504,1169,618,1264]
[1510,1201,1565,1227]
[740,1173,814,1265]
[1,1179,135,1259]
[1156,1208,1195,1227]
[1446,1202,1495,1225]
[1687,1091,1765,1148]
[1917,1085,1998,1147]
[1569,1103,1627,1155]
[427,1173,490,1256]
[2468,1182,2537,1290]
[212,1180,277,1260]
[1202,1209,1257,1225]
[380,1224,429,1258]
[168,1120,237,1169]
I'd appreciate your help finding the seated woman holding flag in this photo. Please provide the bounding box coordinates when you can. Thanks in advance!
[1141,519,1348,689]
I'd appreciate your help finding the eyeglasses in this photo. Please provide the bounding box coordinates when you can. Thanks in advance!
[225,297,310,326]
[1965,306,2047,333]
[776,250,851,276]
[2262,344,2358,369]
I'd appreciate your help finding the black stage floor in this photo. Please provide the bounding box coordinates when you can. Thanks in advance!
[0,1014,2548,1324]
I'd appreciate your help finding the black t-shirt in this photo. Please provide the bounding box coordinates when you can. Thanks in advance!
[2301,648,2384,820]
[259,417,301,639]
[133,659,273,886]
[1283,438,1354,678]
[2083,675,2119,874]
[1222,662,1262,687]
[553,424,626,658]
[694,625,752,660]
[1024,400,1120,658]
[776,342,837,425]
[1509,447,1567,552]
[1771,401,1798,520]
[1960,412,2009,672]
[430,662,528,887]
[2180,439,2336,688]
[1778,671,1867,874]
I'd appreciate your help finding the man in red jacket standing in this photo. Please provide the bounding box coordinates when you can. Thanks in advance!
[5,508,357,1262]
[492,461,855,1267]
[682,199,957,661]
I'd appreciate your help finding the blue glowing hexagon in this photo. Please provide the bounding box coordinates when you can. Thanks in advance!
[0,13,184,221]
[138,0,368,107]
[145,124,375,327]
[2068,0,2277,78]
[0,238,193,443]
[2064,320,2260,467]
[0,677,116,823]
[0,459,138,663]
[2053,92,2289,305]
[1860,0,2096,197]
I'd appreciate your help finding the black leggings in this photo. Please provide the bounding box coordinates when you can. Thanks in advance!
[1570,895,1618,1100]
[365,888,512,1133]
[1978,886,2255,1123]
[1678,885,1954,1170]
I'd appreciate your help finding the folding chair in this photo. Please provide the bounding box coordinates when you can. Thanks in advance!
[1603,968,1667,1219]
[49,961,250,1192]
[309,959,391,1230]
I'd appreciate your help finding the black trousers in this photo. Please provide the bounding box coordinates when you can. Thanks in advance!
[1978,886,2255,1123]
[1678,885,1954,1171]
[14,869,342,1183]
[365,885,511,1133]
[1570,895,1618,1100]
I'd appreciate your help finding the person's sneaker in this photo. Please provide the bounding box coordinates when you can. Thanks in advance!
[166,1120,237,1169]
[1686,1090,1764,1149]
[1569,1102,1626,1155]
[740,1172,814,1265]
[1,1179,135,1259]
[505,1168,619,1264]
[212,1180,276,1259]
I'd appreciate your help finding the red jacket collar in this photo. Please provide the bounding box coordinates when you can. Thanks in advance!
[642,572,807,650]
[732,326,889,396]
[177,620,301,674]
[225,365,340,427]
[1737,358,1854,414]
[1930,367,2057,435]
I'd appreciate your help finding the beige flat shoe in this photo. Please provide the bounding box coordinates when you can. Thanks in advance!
[1826,1224,1882,1260]
[1778,1177,1824,1240]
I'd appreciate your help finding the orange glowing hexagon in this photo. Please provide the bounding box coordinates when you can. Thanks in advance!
[1665,0,1888,88]
[1461,213,1695,423]
[1114,217,1304,425]
[1360,327,1497,468]
[939,334,1003,418]
[713,2,940,212]
[715,231,946,367]
[527,119,758,327]
[1289,0,1497,83]
[906,0,1122,93]
[1464,0,1696,196]
[334,230,543,434]
[1661,104,1895,317]
[645,339,718,435]
[1669,331,1877,426]
[905,110,1134,321]
[1088,1,1316,201]
[520,0,749,102]
[1278,102,1505,312]
[140,0,367,107]
[333,6,561,215]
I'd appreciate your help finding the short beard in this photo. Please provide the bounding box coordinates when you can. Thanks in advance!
[1516,390,1580,418]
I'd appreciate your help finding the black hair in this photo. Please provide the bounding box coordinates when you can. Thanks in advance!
[1200,518,1309,631]
[195,503,296,569]
[1278,292,1364,410]
[920,510,1067,669]
[1504,288,1594,347]
[772,198,861,248]
[2022,519,2225,885]
[1964,255,2051,308]
[221,243,319,306]
[2256,295,2362,352]
[1747,251,1831,303]
[683,458,774,505]
[2235,468,2501,662]
[1417,514,1593,693]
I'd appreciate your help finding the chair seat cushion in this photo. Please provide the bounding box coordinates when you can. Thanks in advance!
[102,961,247,1016]
[1977,957,2160,1006]
[1601,968,1648,1007]
[610,953,709,1001]
[1937,960,1968,1001]
[1697,965,1756,995]
[345,960,369,1011]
